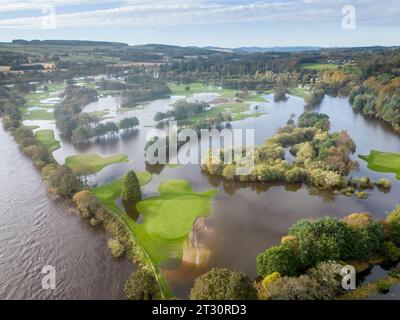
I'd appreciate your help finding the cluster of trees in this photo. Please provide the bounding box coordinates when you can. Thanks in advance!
[71,117,139,144]
[256,209,400,299]
[349,76,400,134]
[54,85,99,138]
[273,81,288,102]
[304,89,325,107]
[121,82,171,108]
[154,100,209,123]
[202,112,360,190]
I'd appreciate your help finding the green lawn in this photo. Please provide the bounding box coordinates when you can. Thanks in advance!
[92,177,214,299]
[288,86,309,98]
[35,129,60,152]
[65,153,129,173]
[22,109,54,121]
[359,150,400,179]
[300,63,338,71]
[191,102,265,122]
[93,178,217,265]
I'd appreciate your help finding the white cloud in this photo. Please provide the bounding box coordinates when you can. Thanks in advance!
[0,0,398,29]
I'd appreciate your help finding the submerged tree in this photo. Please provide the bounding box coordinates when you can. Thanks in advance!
[122,170,142,202]
[124,269,161,300]
[190,268,258,300]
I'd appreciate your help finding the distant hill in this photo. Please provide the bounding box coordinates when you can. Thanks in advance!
[11,39,129,47]
[204,46,321,53]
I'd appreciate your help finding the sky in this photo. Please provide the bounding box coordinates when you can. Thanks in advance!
[0,0,399,48]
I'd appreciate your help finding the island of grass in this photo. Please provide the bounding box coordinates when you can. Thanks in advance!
[93,179,217,264]
[192,102,265,123]
[168,82,268,102]
[35,129,60,152]
[288,86,309,98]
[65,153,129,173]
[359,150,400,179]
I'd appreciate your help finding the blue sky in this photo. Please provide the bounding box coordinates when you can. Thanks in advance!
[0,0,399,47]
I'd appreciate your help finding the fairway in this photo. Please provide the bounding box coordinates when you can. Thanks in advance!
[34,129,60,152]
[138,180,217,240]
[359,150,400,179]
[65,153,129,173]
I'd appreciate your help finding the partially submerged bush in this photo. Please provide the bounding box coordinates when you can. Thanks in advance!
[124,269,161,300]
[256,243,300,277]
[377,178,392,190]
[190,268,257,300]
[108,238,125,258]
[343,212,373,228]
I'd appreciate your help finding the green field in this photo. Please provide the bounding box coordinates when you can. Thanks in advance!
[288,86,309,98]
[93,178,216,264]
[22,109,54,121]
[300,63,338,71]
[190,102,265,122]
[359,150,400,179]
[65,153,129,173]
[92,177,215,298]
[34,129,60,152]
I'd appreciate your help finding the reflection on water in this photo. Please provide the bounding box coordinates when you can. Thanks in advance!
[6,91,400,299]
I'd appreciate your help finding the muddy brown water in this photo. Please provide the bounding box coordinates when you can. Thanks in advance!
[2,92,400,299]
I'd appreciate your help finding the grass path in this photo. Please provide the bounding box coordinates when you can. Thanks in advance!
[65,153,128,173]
[359,150,400,179]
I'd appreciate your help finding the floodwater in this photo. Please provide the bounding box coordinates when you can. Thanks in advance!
[2,90,400,299]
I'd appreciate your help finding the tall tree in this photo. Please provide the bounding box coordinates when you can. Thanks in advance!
[122,170,142,202]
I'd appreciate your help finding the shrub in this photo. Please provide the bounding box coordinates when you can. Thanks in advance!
[268,275,324,300]
[343,212,373,228]
[72,190,98,218]
[222,164,236,180]
[383,241,400,262]
[256,243,300,277]
[377,178,392,190]
[377,281,391,294]
[306,261,343,294]
[262,272,281,291]
[124,269,161,300]
[387,207,400,245]
[190,268,258,300]
[108,238,125,258]
[355,191,368,199]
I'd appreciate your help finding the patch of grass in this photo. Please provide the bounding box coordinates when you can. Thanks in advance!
[288,87,309,98]
[35,129,60,152]
[300,63,338,71]
[359,150,400,179]
[89,110,111,119]
[22,108,54,121]
[65,153,129,173]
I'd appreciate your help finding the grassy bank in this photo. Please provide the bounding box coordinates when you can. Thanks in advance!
[65,153,129,173]
[35,129,61,152]
[359,150,400,179]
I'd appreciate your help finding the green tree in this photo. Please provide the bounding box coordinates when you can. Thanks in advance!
[190,268,257,300]
[124,269,161,300]
[122,170,142,202]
